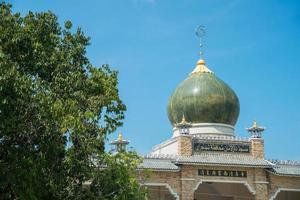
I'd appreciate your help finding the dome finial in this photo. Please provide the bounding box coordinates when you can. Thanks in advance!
[192,26,213,74]
[191,58,213,74]
[195,25,206,59]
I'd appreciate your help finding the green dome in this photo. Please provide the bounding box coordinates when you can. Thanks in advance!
[167,59,240,126]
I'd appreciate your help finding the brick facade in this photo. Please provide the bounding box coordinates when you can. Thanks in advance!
[177,135,192,156]
[251,138,264,159]
[144,136,300,199]
[145,165,300,200]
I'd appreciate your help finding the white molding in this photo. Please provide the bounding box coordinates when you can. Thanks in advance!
[143,182,180,200]
[137,169,180,172]
[177,162,268,168]
[193,179,256,195]
[180,178,195,181]
[270,188,300,200]
[151,137,178,151]
[267,169,300,177]
[254,181,269,184]
[173,123,235,137]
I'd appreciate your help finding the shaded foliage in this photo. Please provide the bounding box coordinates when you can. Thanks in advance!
[0,2,145,200]
[90,152,146,200]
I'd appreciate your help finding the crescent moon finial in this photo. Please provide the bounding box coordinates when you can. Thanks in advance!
[195,25,206,58]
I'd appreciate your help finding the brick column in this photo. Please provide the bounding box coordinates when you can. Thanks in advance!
[254,183,268,200]
[177,135,192,156]
[251,138,264,159]
[180,179,195,200]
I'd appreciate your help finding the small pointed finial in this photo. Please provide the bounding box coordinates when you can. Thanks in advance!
[181,114,186,123]
[195,25,206,59]
[175,114,191,135]
[253,120,257,128]
[176,114,191,127]
[117,133,123,141]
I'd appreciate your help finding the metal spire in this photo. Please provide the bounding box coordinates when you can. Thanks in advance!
[195,25,206,59]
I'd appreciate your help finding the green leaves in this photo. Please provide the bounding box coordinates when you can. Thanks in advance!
[90,152,146,200]
[0,2,143,200]
[65,20,72,30]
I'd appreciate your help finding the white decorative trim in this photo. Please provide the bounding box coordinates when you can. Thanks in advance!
[192,134,250,142]
[180,178,195,181]
[176,162,269,168]
[173,123,235,137]
[266,169,300,177]
[151,137,178,151]
[268,159,300,166]
[270,188,300,200]
[265,160,276,166]
[143,182,179,200]
[137,169,180,172]
[193,179,256,195]
[254,181,269,184]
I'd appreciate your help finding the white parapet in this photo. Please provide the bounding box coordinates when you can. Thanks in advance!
[172,123,235,137]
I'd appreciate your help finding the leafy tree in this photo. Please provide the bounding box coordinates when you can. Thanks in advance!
[90,152,146,200]
[0,2,145,200]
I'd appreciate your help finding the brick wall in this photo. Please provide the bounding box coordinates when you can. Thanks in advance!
[144,165,300,200]
[251,138,264,159]
[268,173,300,199]
[177,135,192,156]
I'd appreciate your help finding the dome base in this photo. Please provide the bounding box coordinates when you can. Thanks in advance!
[172,123,235,137]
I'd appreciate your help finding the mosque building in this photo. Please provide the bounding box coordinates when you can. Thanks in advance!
[111,31,300,200]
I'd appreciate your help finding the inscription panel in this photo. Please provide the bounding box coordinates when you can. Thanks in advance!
[193,142,250,153]
[198,169,247,178]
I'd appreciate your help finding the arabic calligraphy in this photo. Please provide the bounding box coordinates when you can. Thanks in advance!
[193,142,250,153]
[198,169,247,178]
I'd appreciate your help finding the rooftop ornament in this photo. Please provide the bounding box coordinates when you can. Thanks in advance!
[110,133,130,153]
[246,121,266,138]
[195,25,206,59]
[191,25,213,74]
[175,115,191,135]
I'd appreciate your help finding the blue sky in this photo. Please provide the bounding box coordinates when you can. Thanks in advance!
[8,0,300,160]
